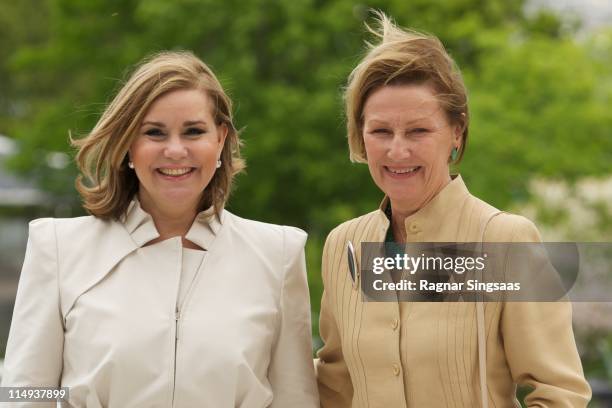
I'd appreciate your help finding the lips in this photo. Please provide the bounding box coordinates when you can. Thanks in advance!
[385,166,420,174]
[156,167,196,177]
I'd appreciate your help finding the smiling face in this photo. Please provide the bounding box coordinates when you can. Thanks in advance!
[362,83,462,214]
[129,88,227,215]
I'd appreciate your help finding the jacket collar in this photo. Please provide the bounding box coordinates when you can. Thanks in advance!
[378,174,470,241]
[121,197,224,250]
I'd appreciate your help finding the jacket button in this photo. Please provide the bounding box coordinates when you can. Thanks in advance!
[392,363,401,376]
[408,223,420,233]
[391,318,399,330]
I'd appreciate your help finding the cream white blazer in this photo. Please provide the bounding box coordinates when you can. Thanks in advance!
[1,200,320,408]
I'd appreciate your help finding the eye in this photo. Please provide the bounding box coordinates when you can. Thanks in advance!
[185,127,206,136]
[371,128,391,135]
[411,128,429,134]
[144,128,164,137]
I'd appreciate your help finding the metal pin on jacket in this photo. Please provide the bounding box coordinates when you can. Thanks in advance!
[347,240,358,289]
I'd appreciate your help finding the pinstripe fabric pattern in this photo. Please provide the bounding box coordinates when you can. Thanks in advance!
[316,175,591,408]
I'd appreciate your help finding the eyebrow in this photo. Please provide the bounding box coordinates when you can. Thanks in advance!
[184,120,208,126]
[365,118,429,127]
[141,120,208,127]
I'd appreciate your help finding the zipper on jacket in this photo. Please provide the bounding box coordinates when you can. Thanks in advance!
[172,308,180,406]
[171,240,206,407]
[175,309,180,341]
[171,239,183,407]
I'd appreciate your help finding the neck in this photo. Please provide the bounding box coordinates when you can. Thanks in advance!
[138,193,198,241]
[390,174,452,243]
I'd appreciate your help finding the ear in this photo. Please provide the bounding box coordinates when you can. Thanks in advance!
[217,123,228,155]
[452,113,465,149]
[452,124,462,148]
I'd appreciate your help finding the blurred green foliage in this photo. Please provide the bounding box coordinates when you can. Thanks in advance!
[1,0,611,394]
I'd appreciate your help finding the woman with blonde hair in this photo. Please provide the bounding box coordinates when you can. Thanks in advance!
[316,13,591,407]
[2,51,319,407]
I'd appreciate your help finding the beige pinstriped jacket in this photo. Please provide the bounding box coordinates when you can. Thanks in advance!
[316,175,591,407]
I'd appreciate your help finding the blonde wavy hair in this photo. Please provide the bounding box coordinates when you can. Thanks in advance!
[345,11,469,163]
[72,51,245,220]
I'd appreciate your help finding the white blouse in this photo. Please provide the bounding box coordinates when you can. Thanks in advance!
[1,200,319,407]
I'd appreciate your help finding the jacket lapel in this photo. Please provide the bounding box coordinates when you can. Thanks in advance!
[56,216,143,321]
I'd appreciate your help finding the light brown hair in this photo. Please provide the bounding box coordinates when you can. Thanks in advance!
[345,11,469,163]
[72,51,245,220]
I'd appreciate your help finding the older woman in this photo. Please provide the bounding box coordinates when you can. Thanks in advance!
[316,14,591,408]
[2,51,319,407]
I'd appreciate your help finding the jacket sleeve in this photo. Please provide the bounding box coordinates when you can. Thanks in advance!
[496,216,592,407]
[1,218,64,407]
[315,232,353,408]
[268,227,319,407]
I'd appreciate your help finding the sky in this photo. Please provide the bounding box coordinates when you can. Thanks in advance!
[531,0,612,31]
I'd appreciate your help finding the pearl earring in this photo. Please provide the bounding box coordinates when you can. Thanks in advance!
[128,161,134,169]
[216,159,222,168]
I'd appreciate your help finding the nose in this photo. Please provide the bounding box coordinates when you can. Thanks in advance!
[163,134,188,160]
[387,133,411,161]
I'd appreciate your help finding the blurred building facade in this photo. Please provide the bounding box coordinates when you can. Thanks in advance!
[0,134,49,360]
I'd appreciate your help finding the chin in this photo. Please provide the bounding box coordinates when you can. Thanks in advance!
[387,187,425,207]
[158,189,202,205]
